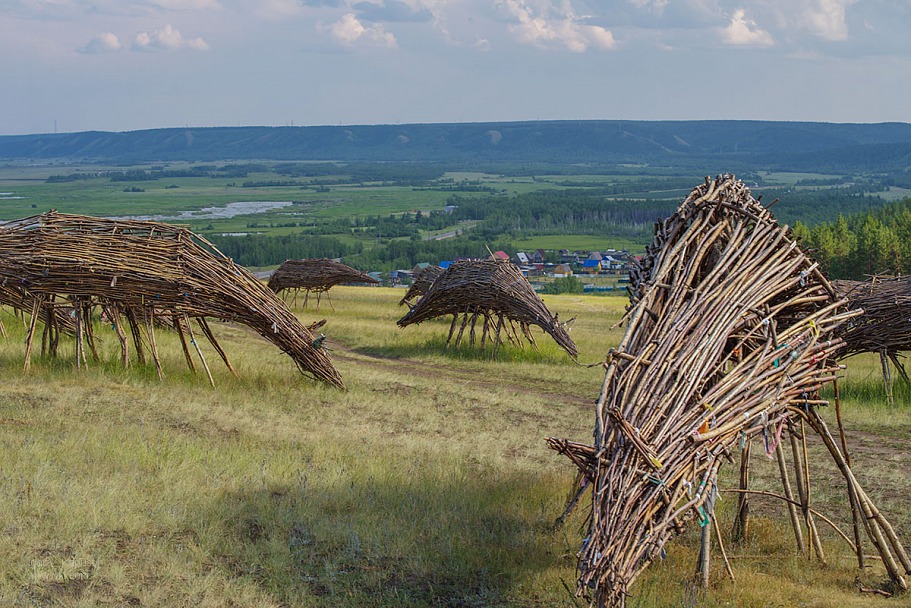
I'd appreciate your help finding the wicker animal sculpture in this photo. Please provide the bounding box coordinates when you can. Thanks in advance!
[268,258,378,309]
[399,264,444,306]
[398,258,576,357]
[830,276,911,357]
[830,276,911,403]
[0,211,343,388]
[548,176,909,606]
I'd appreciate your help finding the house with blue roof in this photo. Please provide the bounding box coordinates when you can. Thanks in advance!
[582,259,601,274]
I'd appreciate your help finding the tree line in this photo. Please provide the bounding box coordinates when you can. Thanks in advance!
[207,230,515,271]
[448,189,678,239]
[794,198,911,279]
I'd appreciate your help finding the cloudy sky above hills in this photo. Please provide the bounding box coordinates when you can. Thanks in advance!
[1,0,909,135]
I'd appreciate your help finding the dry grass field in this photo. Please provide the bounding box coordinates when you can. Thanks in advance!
[0,286,909,607]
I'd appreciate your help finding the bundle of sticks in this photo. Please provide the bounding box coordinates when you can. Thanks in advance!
[832,276,911,402]
[831,276,911,357]
[268,258,377,309]
[548,176,909,606]
[398,258,577,357]
[0,211,343,388]
[399,264,444,306]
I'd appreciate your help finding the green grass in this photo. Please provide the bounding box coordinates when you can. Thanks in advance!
[0,166,569,228]
[759,172,843,186]
[0,289,613,607]
[1,282,910,606]
[879,187,911,202]
[601,188,691,201]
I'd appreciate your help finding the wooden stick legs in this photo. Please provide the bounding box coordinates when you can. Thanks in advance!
[185,316,215,388]
[730,438,751,542]
[23,294,45,372]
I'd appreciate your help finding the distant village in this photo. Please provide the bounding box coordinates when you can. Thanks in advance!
[373,248,635,293]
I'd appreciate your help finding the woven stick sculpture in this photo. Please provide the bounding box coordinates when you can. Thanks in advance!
[398,259,576,357]
[833,276,911,402]
[399,265,444,306]
[0,285,78,335]
[0,211,343,388]
[548,176,909,606]
[831,276,911,357]
[268,258,378,309]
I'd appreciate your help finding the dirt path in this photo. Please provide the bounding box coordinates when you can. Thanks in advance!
[329,340,592,410]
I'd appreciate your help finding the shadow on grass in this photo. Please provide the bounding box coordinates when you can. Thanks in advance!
[354,335,575,366]
[195,466,579,608]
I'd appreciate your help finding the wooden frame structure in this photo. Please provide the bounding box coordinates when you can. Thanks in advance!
[398,265,444,306]
[833,276,911,403]
[397,259,577,357]
[548,176,909,606]
[0,211,343,388]
[267,258,378,309]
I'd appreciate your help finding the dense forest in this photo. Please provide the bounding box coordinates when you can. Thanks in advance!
[449,190,678,238]
[794,199,911,279]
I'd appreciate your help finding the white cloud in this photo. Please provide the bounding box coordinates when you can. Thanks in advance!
[798,0,853,41]
[721,8,774,46]
[77,32,122,54]
[582,23,618,49]
[498,0,616,52]
[328,12,398,48]
[132,24,210,51]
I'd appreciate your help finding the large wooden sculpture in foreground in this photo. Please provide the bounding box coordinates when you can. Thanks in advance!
[548,176,909,606]
[0,211,343,388]
[398,259,577,357]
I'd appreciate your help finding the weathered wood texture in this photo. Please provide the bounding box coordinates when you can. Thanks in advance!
[0,211,343,387]
[548,176,908,606]
[833,276,911,358]
[267,258,378,294]
[399,265,444,306]
[397,258,576,357]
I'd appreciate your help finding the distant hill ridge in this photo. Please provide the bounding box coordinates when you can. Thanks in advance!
[2,120,911,170]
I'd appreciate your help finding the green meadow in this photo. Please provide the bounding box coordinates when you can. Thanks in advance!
[2,163,885,268]
[1,287,909,607]
[0,165,581,261]
[0,169,451,227]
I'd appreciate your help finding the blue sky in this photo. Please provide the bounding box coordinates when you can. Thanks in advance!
[1,0,909,135]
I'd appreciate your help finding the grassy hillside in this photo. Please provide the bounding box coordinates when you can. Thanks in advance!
[3,121,911,172]
[0,287,909,607]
